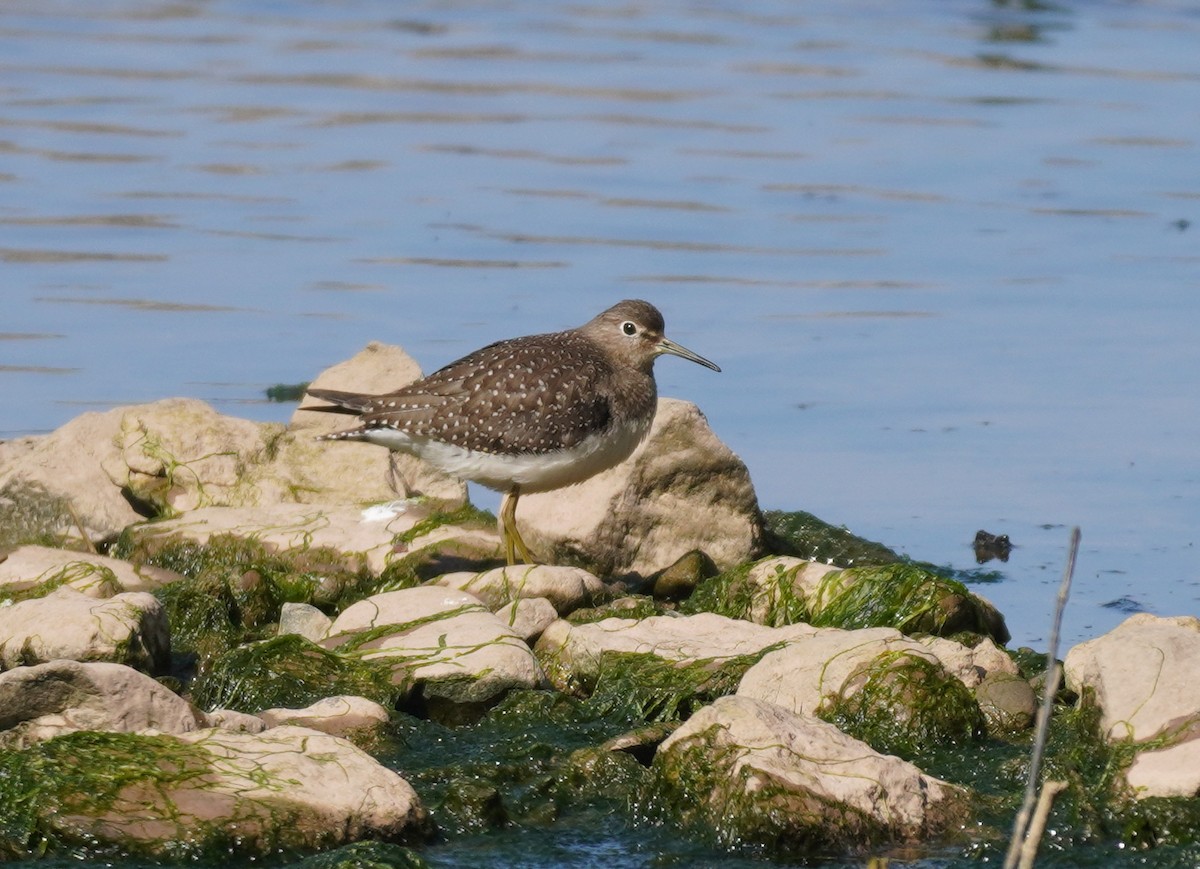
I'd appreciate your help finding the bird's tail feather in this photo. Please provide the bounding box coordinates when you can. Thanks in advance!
[305,388,376,414]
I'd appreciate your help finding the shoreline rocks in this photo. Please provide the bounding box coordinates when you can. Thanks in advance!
[2,348,1197,862]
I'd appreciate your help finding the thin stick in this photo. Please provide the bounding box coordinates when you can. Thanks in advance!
[1018,779,1069,869]
[66,500,98,555]
[1003,526,1080,869]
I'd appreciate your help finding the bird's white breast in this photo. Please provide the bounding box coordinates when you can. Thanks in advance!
[359,412,652,494]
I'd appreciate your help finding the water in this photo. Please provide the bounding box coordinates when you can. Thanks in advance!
[3,0,1199,654]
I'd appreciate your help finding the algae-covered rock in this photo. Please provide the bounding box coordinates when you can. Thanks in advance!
[191,634,398,714]
[534,612,815,697]
[0,587,169,673]
[0,661,202,749]
[737,628,987,756]
[518,399,766,578]
[0,726,428,858]
[434,564,605,614]
[123,503,405,575]
[651,549,719,602]
[324,587,546,722]
[652,695,967,852]
[763,509,899,566]
[0,545,183,600]
[807,562,1009,643]
[681,555,835,626]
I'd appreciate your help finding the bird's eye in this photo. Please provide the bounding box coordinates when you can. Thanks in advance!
[622,321,638,336]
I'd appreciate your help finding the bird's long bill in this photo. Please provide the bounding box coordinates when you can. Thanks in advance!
[656,337,721,372]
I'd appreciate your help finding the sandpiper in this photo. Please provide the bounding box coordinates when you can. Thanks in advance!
[306,299,720,565]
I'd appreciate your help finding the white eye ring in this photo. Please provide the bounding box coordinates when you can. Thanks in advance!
[621,321,638,336]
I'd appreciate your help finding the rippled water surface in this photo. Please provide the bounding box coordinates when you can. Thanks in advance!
[3,0,1199,659]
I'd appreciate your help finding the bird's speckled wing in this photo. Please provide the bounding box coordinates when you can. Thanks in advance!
[355,332,615,455]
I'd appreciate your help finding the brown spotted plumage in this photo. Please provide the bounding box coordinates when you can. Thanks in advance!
[307,299,719,565]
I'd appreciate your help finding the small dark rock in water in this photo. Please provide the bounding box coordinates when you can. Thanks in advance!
[973,530,1012,563]
[1101,595,1146,614]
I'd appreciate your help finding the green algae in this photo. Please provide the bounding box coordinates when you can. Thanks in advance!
[375,504,502,591]
[680,560,808,626]
[191,633,399,713]
[809,562,1009,642]
[584,649,779,724]
[108,532,380,679]
[0,559,121,605]
[763,509,899,567]
[290,841,429,869]
[818,650,986,758]
[383,689,640,837]
[566,595,668,624]
[0,730,210,860]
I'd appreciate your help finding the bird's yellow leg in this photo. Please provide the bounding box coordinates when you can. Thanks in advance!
[500,487,538,565]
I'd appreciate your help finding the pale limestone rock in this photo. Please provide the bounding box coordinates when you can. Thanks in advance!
[655,696,966,846]
[127,501,500,575]
[291,340,466,504]
[203,708,268,733]
[0,393,465,545]
[0,545,183,598]
[1064,613,1200,743]
[1125,739,1200,798]
[0,405,148,540]
[518,399,765,578]
[435,564,605,614]
[0,661,202,748]
[535,612,817,692]
[494,596,560,644]
[325,587,545,714]
[35,725,427,855]
[0,587,169,673]
[259,695,390,742]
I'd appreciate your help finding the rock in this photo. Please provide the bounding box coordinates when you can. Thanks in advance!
[518,399,765,578]
[708,555,839,625]
[651,549,719,602]
[535,612,817,693]
[653,696,966,848]
[0,545,183,598]
[807,563,1010,642]
[494,596,560,644]
[973,671,1038,733]
[435,564,605,614]
[1064,614,1200,744]
[203,708,268,733]
[1125,739,1200,798]
[737,628,990,751]
[12,725,428,856]
[279,602,333,642]
[0,587,170,673]
[123,501,498,575]
[0,661,202,749]
[324,587,545,722]
[0,393,466,545]
[292,340,467,504]
[259,695,390,743]
[1063,614,1200,800]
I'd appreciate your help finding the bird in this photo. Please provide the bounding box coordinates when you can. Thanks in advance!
[305,299,720,565]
